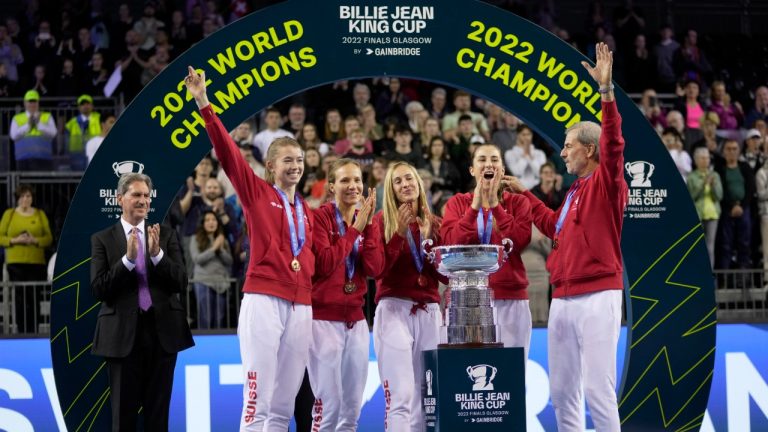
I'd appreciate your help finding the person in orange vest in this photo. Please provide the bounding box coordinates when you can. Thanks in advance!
[9,90,56,171]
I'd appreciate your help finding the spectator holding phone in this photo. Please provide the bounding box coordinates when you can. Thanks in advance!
[638,89,666,133]
[0,185,53,333]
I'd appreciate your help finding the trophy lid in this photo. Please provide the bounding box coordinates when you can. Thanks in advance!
[431,244,504,274]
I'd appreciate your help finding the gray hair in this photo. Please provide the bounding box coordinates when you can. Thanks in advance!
[565,121,602,161]
[693,147,710,159]
[117,173,153,196]
[405,100,425,116]
[353,82,370,95]
[432,87,447,98]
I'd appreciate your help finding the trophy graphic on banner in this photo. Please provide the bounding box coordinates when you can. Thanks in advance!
[466,364,498,391]
[422,240,511,347]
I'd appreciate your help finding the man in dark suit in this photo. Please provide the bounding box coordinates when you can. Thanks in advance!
[91,172,194,431]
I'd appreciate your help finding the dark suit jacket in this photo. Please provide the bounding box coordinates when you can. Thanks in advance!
[90,223,194,358]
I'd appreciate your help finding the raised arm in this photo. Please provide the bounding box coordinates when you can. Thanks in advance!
[492,194,532,252]
[504,175,558,239]
[184,66,264,208]
[582,43,625,193]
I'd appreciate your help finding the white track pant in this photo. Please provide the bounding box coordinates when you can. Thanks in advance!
[494,299,532,361]
[549,290,622,432]
[373,298,441,432]
[238,293,312,432]
[308,319,369,432]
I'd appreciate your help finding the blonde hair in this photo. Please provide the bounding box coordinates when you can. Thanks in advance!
[382,162,430,242]
[264,136,303,184]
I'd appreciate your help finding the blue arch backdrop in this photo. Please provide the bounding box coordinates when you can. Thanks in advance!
[51,0,715,430]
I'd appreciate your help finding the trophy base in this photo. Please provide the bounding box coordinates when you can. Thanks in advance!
[437,342,504,349]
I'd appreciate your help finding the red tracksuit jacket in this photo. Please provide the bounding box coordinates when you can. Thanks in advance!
[311,203,380,322]
[201,105,315,305]
[441,192,532,300]
[523,100,628,298]
[364,211,447,304]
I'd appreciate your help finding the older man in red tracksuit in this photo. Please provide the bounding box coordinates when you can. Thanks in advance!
[506,43,627,431]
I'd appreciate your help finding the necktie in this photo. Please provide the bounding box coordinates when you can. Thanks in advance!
[135,228,152,311]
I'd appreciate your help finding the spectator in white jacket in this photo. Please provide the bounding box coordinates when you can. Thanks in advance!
[504,124,546,190]
[662,127,692,182]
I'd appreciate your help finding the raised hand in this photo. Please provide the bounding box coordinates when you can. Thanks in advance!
[502,175,526,193]
[353,191,375,232]
[126,228,139,262]
[581,42,613,88]
[416,206,432,240]
[366,187,377,224]
[487,171,501,208]
[147,224,161,257]
[212,197,225,212]
[471,177,483,210]
[396,203,413,237]
[184,66,209,108]
[211,233,223,251]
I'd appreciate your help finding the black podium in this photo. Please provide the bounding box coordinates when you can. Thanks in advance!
[422,347,526,431]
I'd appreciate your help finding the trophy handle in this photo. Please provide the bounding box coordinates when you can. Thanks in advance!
[421,238,435,263]
[501,238,513,262]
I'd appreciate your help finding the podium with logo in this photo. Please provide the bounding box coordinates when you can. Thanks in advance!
[419,243,528,431]
[422,347,526,432]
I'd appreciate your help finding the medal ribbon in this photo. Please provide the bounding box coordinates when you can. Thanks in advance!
[555,178,587,235]
[333,203,361,282]
[273,185,306,258]
[477,208,493,244]
[406,228,424,274]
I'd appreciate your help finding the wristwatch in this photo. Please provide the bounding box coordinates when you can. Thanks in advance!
[598,84,615,94]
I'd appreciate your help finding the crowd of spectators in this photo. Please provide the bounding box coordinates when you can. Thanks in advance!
[2,0,768,331]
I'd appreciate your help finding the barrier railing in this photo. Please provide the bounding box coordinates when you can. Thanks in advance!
[2,269,766,337]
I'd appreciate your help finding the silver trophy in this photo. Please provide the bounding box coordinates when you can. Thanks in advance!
[422,239,512,347]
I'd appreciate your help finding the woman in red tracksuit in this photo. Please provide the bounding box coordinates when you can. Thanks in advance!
[441,143,533,359]
[185,67,314,431]
[363,161,446,432]
[309,159,377,431]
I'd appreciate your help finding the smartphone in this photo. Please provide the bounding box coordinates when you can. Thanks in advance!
[648,96,657,107]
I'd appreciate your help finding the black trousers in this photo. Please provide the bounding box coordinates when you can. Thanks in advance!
[7,263,46,334]
[106,309,178,432]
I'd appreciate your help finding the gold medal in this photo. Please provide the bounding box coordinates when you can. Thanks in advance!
[291,258,301,272]
[344,281,357,294]
[418,274,428,287]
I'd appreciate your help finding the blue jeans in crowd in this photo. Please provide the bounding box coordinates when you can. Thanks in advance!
[194,283,227,329]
